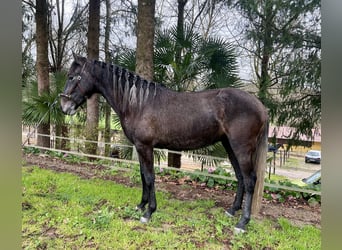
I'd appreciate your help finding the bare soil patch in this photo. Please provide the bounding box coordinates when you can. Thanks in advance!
[22,153,321,228]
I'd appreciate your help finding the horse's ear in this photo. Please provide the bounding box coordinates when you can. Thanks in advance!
[72,52,86,64]
[72,51,78,60]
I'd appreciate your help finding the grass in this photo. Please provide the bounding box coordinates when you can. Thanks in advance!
[267,174,307,188]
[22,166,321,249]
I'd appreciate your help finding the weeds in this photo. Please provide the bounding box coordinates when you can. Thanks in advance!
[189,167,237,190]
[264,178,321,204]
[88,206,115,229]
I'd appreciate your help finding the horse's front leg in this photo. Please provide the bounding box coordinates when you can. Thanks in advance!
[135,165,149,211]
[135,143,156,223]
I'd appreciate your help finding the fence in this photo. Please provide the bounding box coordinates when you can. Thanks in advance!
[21,129,321,196]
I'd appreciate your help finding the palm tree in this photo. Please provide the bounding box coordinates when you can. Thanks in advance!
[109,26,240,168]
[154,25,240,168]
[22,72,68,150]
[154,25,240,91]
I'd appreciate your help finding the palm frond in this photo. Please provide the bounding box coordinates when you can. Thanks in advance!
[22,72,67,126]
[188,142,227,167]
[116,48,136,71]
[199,37,240,89]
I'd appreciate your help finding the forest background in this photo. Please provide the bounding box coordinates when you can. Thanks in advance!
[21,0,321,165]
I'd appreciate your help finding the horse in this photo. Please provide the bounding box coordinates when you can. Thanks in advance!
[60,53,268,233]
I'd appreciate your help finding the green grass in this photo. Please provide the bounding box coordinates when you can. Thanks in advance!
[267,174,305,186]
[268,174,307,187]
[22,166,321,249]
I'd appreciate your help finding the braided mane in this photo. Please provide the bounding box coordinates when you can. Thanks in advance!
[92,60,158,112]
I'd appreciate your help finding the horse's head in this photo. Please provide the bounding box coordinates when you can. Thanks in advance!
[60,53,93,115]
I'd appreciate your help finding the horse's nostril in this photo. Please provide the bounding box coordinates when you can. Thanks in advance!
[59,93,71,99]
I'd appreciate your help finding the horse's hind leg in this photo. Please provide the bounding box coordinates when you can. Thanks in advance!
[222,138,244,217]
[223,137,257,232]
[236,170,256,232]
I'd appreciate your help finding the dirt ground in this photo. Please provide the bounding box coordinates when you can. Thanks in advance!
[22,153,321,229]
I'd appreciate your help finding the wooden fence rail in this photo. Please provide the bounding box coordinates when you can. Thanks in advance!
[22,132,321,196]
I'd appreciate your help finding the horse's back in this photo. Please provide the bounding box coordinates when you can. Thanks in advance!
[216,88,266,116]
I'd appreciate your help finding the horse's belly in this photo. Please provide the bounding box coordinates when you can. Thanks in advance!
[154,121,222,150]
[130,103,224,150]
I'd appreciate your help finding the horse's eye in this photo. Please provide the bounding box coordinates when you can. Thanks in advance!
[68,75,81,81]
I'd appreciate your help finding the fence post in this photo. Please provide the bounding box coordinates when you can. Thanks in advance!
[132,146,138,161]
[268,162,271,179]
[252,161,266,215]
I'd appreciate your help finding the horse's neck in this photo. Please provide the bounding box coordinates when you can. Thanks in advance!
[110,66,157,115]
[93,61,159,117]
[93,63,122,115]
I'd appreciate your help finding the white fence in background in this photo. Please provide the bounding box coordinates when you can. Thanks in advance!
[22,128,321,196]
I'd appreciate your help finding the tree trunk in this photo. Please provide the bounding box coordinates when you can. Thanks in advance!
[85,0,100,156]
[175,0,188,67]
[258,2,273,106]
[253,2,272,215]
[135,0,156,161]
[36,0,50,148]
[167,0,188,169]
[55,123,69,150]
[60,124,69,150]
[167,151,181,169]
[104,0,112,156]
[47,0,71,151]
[135,0,156,80]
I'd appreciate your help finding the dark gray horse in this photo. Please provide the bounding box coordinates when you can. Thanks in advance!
[60,54,268,232]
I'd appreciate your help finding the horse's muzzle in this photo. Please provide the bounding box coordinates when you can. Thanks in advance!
[59,93,72,99]
[60,94,77,115]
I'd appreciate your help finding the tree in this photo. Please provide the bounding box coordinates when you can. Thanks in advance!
[85,0,100,155]
[47,0,88,150]
[233,0,321,140]
[157,19,240,169]
[166,0,188,169]
[35,0,50,148]
[22,1,36,88]
[22,73,67,147]
[154,24,239,168]
[48,0,88,72]
[134,0,156,161]
[227,0,320,215]
[190,0,228,39]
[135,0,156,80]
[103,0,112,156]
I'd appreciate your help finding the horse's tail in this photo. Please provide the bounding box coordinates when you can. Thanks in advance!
[252,118,269,215]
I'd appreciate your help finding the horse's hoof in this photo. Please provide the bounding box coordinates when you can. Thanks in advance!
[225,210,234,217]
[140,216,150,223]
[234,227,246,234]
